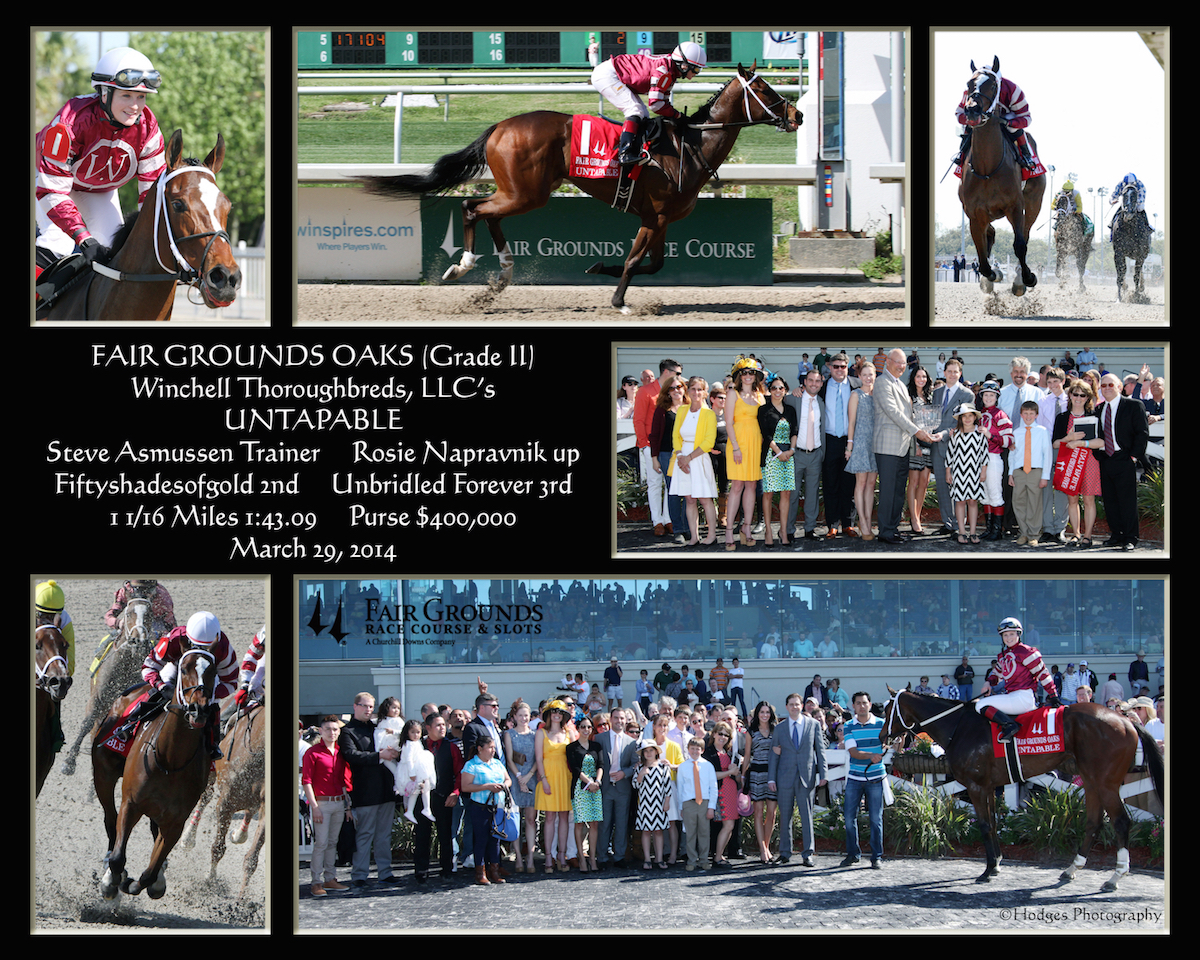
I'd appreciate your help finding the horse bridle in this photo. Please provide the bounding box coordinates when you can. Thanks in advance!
[963,70,1000,126]
[681,74,797,186]
[35,626,71,700]
[91,164,232,303]
[884,692,967,748]
[165,647,217,728]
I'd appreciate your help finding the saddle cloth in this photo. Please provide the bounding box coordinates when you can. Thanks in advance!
[97,687,156,757]
[989,705,1066,758]
[954,143,1046,181]
[569,115,647,181]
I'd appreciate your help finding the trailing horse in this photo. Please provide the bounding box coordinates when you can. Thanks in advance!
[91,648,217,900]
[61,595,161,776]
[883,687,1163,890]
[35,619,72,796]
[359,63,800,314]
[182,698,265,897]
[956,57,1045,297]
[38,129,241,321]
[1111,182,1151,303]
[1053,208,1092,292]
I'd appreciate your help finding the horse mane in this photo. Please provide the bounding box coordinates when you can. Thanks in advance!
[689,75,739,124]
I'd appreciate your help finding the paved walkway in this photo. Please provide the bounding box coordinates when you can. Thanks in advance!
[296,854,1166,932]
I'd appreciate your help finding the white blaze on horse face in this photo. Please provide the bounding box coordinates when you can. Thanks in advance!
[196,175,224,231]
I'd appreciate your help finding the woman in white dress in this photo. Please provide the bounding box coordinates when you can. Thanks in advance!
[668,377,719,546]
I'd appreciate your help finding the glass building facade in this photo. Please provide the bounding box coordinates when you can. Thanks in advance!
[298,578,1165,667]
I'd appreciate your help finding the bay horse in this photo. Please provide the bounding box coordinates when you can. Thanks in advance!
[35,619,72,796]
[182,698,265,897]
[1053,207,1092,291]
[1111,182,1151,303]
[61,594,161,777]
[91,647,217,900]
[359,62,801,313]
[40,129,241,321]
[883,687,1163,890]
[957,57,1045,297]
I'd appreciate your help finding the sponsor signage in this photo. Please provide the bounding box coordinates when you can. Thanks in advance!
[297,186,423,281]
[420,195,773,285]
[297,188,773,284]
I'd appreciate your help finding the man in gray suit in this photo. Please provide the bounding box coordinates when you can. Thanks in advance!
[784,368,827,540]
[767,692,828,865]
[597,707,636,867]
[818,353,862,537]
[931,357,975,533]
[874,349,938,543]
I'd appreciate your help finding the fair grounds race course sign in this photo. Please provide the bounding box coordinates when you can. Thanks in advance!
[296,186,772,284]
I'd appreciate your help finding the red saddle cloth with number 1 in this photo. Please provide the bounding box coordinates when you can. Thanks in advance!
[990,705,1066,757]
[569,115,628,180]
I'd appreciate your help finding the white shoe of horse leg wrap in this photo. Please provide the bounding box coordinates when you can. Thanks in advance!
[1072,854,1087,869]
[497,244,513,269]
[1115,848,1130,873]
[459,250,479,270]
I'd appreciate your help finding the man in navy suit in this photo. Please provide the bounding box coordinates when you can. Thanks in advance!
[596,708,636,867]
[1087,374,1150,549]
[766,692,828,865]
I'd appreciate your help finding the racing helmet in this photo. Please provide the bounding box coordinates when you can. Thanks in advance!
[35,580,65,615]
[997,616,1024,637]
[672,42,707,75]
[92,47,161,93]
[185,610,222,647]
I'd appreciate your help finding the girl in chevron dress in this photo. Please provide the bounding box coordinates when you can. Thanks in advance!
[945,403,989,544]
[634,740,673,868]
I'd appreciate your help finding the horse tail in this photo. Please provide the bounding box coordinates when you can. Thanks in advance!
[358,125,496,198]
[1134,724,1164,803]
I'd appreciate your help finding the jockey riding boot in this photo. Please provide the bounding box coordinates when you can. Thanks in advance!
[206,709,224,760]
[113,690,166,741]
[617,117,644,169]
[1011,130,1035,170]
[953,128,972,166]
[980,705,1020,743]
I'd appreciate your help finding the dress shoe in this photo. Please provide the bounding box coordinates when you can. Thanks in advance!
[844,526,859,538]
[878,534,906,544]
[826,527,841,539]
[838,855,861,867]
[871,858,883,869]
[323,878,348,891]
[772,855,790,865]
[804,530,818,540]
[801,856,816,867]
[654,523,664,536]
[310,884,327,897]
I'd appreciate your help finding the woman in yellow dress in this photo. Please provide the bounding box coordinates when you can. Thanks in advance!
[725,357,765,550]
[534,699,574,872]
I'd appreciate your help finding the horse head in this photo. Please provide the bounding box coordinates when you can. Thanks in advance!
[170,647,217,730]
[120,596,154,653]
[156,129,242,308]
[734,61,803,132]
[35,621,72,702]
[963,56,1001,127]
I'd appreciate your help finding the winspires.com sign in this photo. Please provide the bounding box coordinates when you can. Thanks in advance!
[421,196,773,285]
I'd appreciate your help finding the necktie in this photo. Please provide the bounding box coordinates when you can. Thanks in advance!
[806,398,815,450]
[693,759,703,805]
[792,720,800,749]
[834,383,842,435]
[1104,402,1115,456]
[1024,426,1032,473]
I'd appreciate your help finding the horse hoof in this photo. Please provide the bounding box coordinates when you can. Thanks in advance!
[1101,878,1119,893]
[1059,870,1075,883]
[585,261,603,275]
[60,758,76,776]
[1012,284,1026,297]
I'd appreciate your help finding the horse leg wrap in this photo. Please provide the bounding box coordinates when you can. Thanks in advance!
[1115,848,1130,875]
[459,250,479,271]
[497,244,514,282]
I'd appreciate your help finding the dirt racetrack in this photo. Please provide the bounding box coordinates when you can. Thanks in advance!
[33,577,267,931]
[934,278,1165,323]
[297,279,906,323]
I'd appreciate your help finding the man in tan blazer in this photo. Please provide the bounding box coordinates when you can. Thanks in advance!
[873,349,937,543]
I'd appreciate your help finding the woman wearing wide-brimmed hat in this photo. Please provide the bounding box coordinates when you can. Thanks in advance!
[534,700,574,872]
[946,402,989,544]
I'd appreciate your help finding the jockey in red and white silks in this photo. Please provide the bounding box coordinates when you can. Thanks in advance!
[234,625,266,706]
[975,617,1060,741]
[35,47,166,269]
[953,58,1036,171]
[591,42,706,166]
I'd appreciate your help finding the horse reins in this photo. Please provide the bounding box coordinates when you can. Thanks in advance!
[91,164,232,303]
[143,648,216,775]
[680,74,797,187]
[885,692,969,748]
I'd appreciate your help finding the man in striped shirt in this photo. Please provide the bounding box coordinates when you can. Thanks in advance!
[840,692,886,869]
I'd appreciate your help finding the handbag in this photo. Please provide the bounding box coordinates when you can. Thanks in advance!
[488,785,520,842]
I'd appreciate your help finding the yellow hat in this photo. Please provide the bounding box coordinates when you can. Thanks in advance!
[35,580,65,614]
